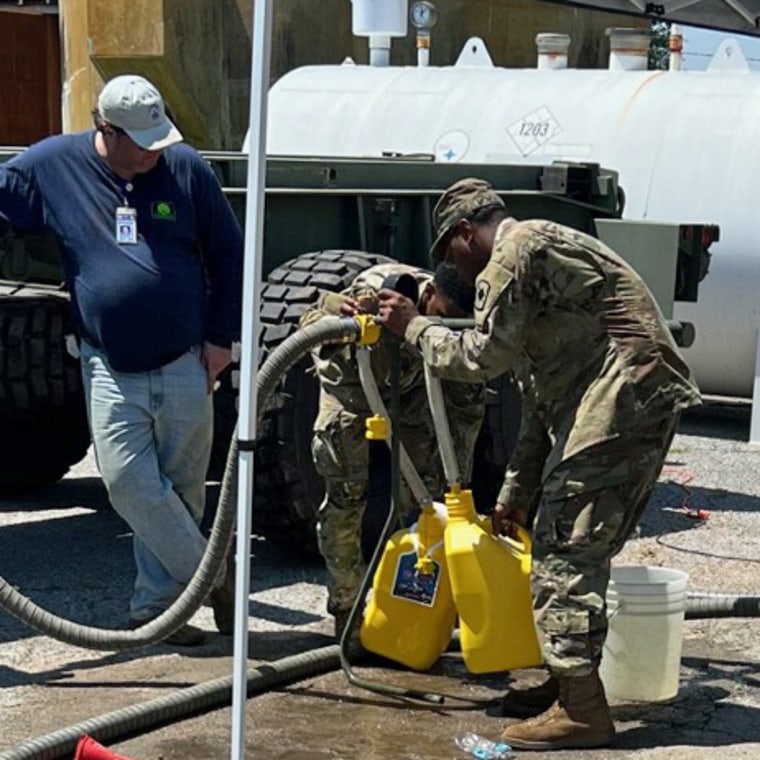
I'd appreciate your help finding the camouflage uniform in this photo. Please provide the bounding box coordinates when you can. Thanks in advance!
[407,214,701,677]
[301,262,485,616]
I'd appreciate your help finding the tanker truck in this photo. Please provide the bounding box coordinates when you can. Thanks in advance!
[0,1,718,554]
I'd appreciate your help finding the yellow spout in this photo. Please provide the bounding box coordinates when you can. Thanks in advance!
[365,414,389,441]
[444,485,477,521]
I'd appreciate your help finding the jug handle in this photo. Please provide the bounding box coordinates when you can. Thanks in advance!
[500,524,532,554]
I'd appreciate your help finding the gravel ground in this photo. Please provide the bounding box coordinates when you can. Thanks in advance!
[0,402,758,759]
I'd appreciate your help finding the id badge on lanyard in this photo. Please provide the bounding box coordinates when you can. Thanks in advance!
[116,206,138,245]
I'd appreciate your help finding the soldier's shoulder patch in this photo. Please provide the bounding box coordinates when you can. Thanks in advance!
[474,279,491,312]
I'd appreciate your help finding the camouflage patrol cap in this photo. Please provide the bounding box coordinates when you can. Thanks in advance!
[430,177,505,262]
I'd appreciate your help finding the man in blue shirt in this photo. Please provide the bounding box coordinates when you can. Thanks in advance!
[0,74,243,645]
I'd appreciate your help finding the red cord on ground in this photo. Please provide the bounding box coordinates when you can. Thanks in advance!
[659,465,710,521]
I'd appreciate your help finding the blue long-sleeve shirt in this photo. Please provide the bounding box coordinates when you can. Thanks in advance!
[0,131,243,372]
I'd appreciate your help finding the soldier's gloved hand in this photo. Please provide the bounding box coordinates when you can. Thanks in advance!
[318,291,359,317]
[492,502,528,540]
[377,289,420,338]
[341,296,365,316]
[355,293,379,315]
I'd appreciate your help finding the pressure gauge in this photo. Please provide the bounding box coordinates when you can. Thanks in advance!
[410,1,438,32]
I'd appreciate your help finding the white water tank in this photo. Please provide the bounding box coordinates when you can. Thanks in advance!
[265,43,757,398]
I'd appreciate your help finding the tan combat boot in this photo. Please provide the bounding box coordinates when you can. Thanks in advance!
[501,669,615,750]
[501,674,559,718]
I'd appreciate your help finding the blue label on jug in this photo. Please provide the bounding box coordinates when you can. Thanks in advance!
[391,551,440,607]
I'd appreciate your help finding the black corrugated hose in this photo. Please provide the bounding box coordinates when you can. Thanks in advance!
[0,646,341,760]
[685,592,760,619]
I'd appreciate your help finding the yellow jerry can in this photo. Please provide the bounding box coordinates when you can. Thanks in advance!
[444,486,543,674]
[360,502,457,671]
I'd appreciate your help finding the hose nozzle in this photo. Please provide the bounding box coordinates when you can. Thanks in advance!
[355,314,381,346]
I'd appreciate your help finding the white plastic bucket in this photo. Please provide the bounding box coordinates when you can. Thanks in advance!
[599,565,689,702]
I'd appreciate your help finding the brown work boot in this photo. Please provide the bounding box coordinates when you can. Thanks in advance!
[209,552,236,635]
[501,670,615,750]
[501,674,559,718]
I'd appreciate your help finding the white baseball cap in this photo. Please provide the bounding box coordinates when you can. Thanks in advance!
[97,74,183,150]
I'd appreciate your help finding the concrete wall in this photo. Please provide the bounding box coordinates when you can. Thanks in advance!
[84,0,244,147]
[59,0,102,135]
[60,0,249,147]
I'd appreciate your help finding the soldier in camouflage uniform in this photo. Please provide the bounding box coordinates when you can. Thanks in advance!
[300,262,485,638]
[377,179,701,750]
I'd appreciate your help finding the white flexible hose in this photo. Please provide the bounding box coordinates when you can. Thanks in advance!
[355,347,432,509]
[423,363,461,486]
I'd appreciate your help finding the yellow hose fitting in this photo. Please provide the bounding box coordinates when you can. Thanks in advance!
[355,314,381,346]
[365,414,389,441]
[415,555,435,576]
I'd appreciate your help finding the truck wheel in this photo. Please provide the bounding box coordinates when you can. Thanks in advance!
[0,290,90,492]
[208,250,394,556]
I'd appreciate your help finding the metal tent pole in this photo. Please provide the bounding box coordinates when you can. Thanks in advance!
[231,0,273,757]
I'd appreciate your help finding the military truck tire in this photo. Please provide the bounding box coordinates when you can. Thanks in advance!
[208,250,394,556]
[0,289,90,492]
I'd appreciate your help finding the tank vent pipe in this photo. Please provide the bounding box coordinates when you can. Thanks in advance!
[369,34,391,66]
[536,33,570,70]
[417,31,431,66]
[606,27,650,71]
[669,23,683,71]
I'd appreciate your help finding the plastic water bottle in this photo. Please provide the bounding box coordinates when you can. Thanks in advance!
[454,732,512,759]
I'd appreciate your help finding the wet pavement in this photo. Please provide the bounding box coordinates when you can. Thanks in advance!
[1,405,759,759]
[105,639,760,760]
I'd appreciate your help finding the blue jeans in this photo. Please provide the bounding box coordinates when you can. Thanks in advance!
[80,341,213,620]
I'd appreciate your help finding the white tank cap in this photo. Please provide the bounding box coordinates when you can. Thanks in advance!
[351,0,408,37]
[606,27,650,71]
[536,32,571,70]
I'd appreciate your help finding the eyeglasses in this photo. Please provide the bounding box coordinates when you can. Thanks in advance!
[107,125,157,154]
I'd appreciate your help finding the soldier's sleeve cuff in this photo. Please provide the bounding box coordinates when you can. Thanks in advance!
[497,481,534,513]
[497,483,512,506]
[404,315,434,346]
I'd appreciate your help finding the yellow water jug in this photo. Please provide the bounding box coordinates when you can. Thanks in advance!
[360,502,456,671]
[444,486,543,674]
